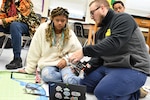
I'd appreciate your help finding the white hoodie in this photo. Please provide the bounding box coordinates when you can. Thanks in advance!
[25,22,82,73]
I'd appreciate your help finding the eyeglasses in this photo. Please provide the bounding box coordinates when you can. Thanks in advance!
[90,6,100,16]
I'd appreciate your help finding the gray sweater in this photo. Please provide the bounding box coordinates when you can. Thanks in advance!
[83,9,150,75]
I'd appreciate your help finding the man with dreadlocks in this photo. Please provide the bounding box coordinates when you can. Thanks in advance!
[0,0,40,69]
[19,7,82,84]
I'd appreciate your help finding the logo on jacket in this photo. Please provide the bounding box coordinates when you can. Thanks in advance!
[105,28,111,37]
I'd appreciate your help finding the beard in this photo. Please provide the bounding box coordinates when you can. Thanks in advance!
[96,14,104,27]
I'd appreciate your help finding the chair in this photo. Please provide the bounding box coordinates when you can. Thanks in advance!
[74,22,84,37]
[0,31,33,56]
[23,13,42,48]
[22,13,42,47]
[74,22,88,47]
[23,14,42,66]
[0,33,11,56]
[0,13,42,56]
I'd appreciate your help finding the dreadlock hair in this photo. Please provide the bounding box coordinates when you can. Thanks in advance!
[45,7,70,47]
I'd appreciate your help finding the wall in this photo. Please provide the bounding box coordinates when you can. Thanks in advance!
[125,0,150,17]
[31,0,49,17]
[85,0,95,24]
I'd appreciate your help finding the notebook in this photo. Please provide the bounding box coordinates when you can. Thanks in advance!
[48,81,86,100]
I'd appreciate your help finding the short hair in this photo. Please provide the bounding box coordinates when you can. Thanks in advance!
[112,1,124,8]
[89,0,110,8]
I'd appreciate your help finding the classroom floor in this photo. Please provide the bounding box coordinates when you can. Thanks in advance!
[0,48,150,100]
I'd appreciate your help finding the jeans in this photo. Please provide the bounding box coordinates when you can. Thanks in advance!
[80,66,147,100]
[0,22,29,58]
[41,66,80,84]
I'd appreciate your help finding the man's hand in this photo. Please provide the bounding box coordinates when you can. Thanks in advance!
[57,58,67,69]
[69,49,84,64]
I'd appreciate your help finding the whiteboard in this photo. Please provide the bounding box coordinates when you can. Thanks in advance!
[49,0,87,20]
[125,0,150,17]
[31,0,49,17]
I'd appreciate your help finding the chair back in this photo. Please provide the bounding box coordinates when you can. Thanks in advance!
[74,22,84,37]
[36,13,42,22]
